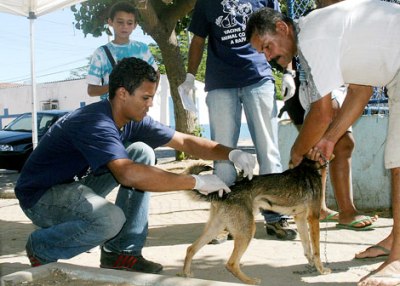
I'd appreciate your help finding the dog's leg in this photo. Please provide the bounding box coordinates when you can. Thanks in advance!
[294,212,314,266]
[181,205,225,278]
[320,166,328,211]
[226,218,261,285]
[308,212,331,274]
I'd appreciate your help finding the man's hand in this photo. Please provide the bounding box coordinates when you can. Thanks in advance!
[228,149,256,180]
[192,174,231,197]
[282,70,296,101]
[290,138,335,169]
[178,73,197,113]
[313,138,336,166]
[289,147,303,168]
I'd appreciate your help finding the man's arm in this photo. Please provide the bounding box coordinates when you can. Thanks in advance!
[187,35,206,76]
[107,158,196,192]
[168,131,256,179]
[107,132,232,193]
[107,132,255,194]
[87,84,109,97]
[177,34,206,112]
[290,94,333,166]
[324,84,372,143]
[166,131,232,160]
[315,84,373,160]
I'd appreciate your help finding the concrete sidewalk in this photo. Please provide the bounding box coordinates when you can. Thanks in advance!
[0,147,394,285]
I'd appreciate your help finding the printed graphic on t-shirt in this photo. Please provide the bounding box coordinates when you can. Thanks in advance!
[216,0,253,45]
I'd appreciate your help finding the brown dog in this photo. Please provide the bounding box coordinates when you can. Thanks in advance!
[181,158,331,285]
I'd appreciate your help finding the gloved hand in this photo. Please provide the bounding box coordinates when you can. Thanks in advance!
[228,149,256,180]
[281,70,296,101]
[178,73,197,113]
[192,174,231,197]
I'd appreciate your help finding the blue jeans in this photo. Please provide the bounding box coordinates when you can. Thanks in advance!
[22,142,154,263]
[206,79,287,224]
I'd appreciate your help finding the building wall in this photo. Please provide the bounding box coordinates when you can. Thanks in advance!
[0,79,95,127]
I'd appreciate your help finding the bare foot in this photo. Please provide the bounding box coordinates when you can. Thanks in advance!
[356,235,393,259]
[358,260,400,286]
[355,244,390,259]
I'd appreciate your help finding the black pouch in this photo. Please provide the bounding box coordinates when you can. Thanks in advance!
[278,75,305,125]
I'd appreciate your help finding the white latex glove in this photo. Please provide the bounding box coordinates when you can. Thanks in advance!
[178,73,197,113]
[281,70,296,101]
[192,174,231,197]
[228,149,256,180]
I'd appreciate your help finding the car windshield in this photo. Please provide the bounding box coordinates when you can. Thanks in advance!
[4,113,59,135]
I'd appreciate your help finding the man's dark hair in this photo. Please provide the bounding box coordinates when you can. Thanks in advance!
[109,1,138,20]
[246,7,293,41]
[109,57,158,99]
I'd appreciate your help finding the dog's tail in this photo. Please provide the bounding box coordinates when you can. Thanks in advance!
[183,162,227,202]
[182,162,213,175]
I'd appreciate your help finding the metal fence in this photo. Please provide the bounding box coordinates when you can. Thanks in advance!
[287,0,398,115]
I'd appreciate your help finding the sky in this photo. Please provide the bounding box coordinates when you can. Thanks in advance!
[0,6,155,84]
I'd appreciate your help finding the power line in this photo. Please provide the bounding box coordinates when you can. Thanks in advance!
[1,59,89,83]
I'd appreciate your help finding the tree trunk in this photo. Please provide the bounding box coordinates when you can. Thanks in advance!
[134,0,198,160]
[154,32,198,160]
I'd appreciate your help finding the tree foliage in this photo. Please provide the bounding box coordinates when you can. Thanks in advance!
[149,30,207,82]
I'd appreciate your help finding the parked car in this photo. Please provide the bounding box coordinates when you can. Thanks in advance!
[0,110,69,172]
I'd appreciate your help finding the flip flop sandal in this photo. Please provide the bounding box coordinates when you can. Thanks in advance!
[355,244,390,259]
[336,217,374,231]
[320,211,339,222]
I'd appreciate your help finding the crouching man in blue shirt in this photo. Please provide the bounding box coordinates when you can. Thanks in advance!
[15,57,255,274]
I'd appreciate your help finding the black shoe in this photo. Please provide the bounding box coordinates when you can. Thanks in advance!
[266,219,297,240]
[100,247,163,274]
[208,230,229,245]
[26,243,51,267]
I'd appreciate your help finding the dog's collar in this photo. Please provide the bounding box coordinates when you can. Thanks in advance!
[319,153,330,168]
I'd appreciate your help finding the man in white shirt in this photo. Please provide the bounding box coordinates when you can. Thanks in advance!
[246,0,400,284]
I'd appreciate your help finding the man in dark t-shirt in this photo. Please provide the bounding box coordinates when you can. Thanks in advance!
[178,0,297,241]
[16,57,255,274]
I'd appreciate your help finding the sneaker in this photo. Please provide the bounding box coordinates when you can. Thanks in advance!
[100,247,163,274]
[208,230,230,245]
[266,219,297,240]
[26,244,50,267]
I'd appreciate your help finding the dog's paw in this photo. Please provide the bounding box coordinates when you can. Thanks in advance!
[306,258,315,267]
[237,276,261,285]
[317,266,331,275]
[177,271,194,278]
[246,277,261,285]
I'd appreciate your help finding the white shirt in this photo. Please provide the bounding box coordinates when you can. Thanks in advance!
[298,0,400,100]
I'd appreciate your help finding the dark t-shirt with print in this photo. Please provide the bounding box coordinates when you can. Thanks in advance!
[189,0,280,91]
